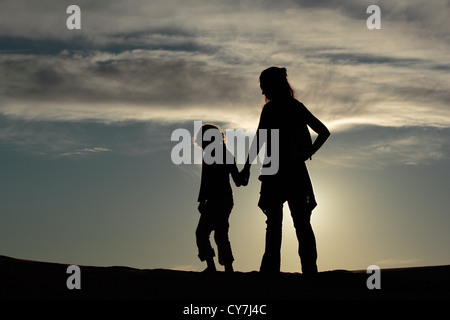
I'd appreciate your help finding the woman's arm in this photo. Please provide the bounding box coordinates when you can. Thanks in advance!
[229,157,243,187]
[241,130,260,185]
[305,109,330,159]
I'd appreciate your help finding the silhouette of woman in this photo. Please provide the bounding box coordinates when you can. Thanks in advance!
[241,66,330,275]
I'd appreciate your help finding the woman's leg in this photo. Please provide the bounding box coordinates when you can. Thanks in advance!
[288,201,318,275]
[260,205,284,273]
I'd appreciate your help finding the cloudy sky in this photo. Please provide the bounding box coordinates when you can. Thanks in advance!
[1,0,449,273]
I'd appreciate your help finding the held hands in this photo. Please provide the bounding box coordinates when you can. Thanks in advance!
[198,201,206,214]
[239,164,250,186]
[232,164,250,187]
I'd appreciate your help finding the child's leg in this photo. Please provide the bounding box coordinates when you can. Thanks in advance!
[205,257,217,272]
[196,209,216,271]
[224,262,234,273]
[214,223,234,267]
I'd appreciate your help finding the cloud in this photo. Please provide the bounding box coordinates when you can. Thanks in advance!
[171,264,201,272]
[0,115,84,155]
[0,49,253,106]
[60,147,111,157]
[1,0,449,165]
[2,45,449,131]
[376,258,423,268]
[315,126,450,168]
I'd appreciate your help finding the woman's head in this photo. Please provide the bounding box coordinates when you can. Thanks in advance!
[194,123,225,149]
[259,66,295,102]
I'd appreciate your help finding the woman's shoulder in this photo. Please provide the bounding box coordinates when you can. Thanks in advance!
[291,99,310,114]
[262,100,275,109]
[261,101,276,116]
[291,98,306,107]
[262,98,308,114]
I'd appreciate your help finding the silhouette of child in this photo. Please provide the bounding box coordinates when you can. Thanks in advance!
[194,123,242,273]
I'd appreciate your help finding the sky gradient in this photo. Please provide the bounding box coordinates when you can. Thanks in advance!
[1,0,449,272]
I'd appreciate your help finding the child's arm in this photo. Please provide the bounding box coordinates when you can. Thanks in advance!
[230,161,243,187]
[227,150,243,187]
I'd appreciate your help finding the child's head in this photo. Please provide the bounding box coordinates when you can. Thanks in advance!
[259,66,296,102]
[194,123,225,149]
